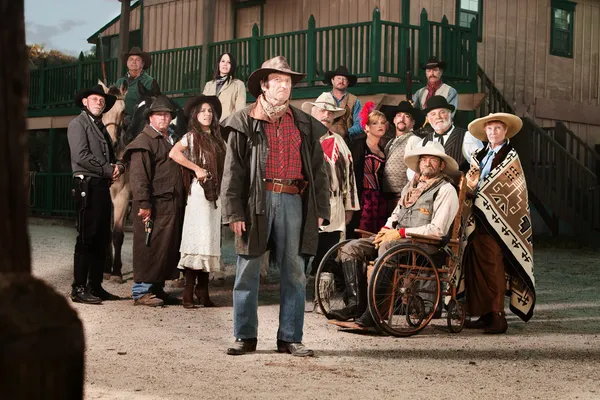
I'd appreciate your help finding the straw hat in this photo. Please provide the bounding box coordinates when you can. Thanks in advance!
[404,141,459,176]
[247,56,306,98]
[467,113,523,142]
[301,92,346,119]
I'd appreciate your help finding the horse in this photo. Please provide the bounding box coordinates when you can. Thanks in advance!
[99,80,186,283]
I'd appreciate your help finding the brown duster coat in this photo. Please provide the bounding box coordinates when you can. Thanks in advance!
[220,104,330,257]
[123,125,185,282]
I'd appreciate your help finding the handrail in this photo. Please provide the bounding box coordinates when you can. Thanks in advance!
[552,121,600,173]
[477,65,515,115]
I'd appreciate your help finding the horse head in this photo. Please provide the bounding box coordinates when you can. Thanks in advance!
[100,80,127,156]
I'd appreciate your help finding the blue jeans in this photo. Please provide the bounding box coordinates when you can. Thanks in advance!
[132,282,164,300]
[233,191,307,342]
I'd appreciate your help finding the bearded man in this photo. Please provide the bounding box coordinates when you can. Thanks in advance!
[324,66,363,139]
[412,57,458,116]
[221,56,330,357]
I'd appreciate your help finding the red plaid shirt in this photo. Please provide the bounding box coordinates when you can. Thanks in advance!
[264,108,304,180]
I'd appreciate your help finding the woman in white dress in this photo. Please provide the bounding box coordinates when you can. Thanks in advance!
[169,95,226,308]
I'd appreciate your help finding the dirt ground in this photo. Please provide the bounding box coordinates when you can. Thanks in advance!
[29,221,600,400]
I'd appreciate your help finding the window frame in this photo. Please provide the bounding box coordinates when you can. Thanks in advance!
[550,0,576,58]
[455,0,483,42]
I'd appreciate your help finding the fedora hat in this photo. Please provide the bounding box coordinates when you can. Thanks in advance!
[423,95,455,114]
[122,47,152,69]
[184,95,222,120]
[301,92,346,119]
[247,56,306,98]
[404,141,459,176]
[467,113,523,142]
[324,66,358,87]
[420,56,445,70]
[380,100,425,128]
[142,95,176,119]
[74,84,116,113]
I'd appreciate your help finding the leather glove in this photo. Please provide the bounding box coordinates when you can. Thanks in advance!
[373,228,401,249]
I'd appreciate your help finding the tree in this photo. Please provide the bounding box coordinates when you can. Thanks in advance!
[27,43,77,67]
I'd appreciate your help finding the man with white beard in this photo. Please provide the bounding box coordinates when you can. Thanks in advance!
[407,96,482,178]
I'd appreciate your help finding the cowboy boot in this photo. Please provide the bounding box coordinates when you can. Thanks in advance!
[328,260,363,321]
[195,271,215,307]
[484,311,508,334]
[182,268,197,309]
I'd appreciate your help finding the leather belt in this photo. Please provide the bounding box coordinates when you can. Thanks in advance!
[265,179,307,195]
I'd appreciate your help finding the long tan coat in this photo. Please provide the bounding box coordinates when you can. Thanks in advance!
[123,125,185,282]
[203,78,247,121]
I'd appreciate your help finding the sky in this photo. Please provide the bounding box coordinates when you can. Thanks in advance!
[25,0,124,55]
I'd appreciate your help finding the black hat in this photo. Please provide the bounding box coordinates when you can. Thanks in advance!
[142,95,176,119]
[420,56,445,70]
[122,47,152,69]
[184,95,222,121]
[380,101,425,128]
[422,95,455,114]
[324,66,358,87]
[74,84,116,113]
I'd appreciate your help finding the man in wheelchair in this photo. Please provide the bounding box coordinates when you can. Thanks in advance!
[328,141,459,327]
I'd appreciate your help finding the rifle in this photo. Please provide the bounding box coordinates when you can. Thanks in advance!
[98,32,108,85]
[405,47,413,104]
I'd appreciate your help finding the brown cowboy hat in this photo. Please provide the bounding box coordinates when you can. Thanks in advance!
[420,56,446,70]
[247,56,306,98]
[184,95,222,120]
[380,101,425,128]
[74,84,116,113]
[122,47,152,69]
[323,66,358,87]
[142,95,176,119]
[467,113,523,142]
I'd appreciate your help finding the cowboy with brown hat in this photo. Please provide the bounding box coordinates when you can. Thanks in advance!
[221,56,330,357]
[381,101,425,212]
[115,47,161,121]
[327,141,460,327]
[407,95,483,175]
[412,56,458,116]
[122,94,186,308]
[462,112,535,335]
[324,65,363,138]
[67,85,124,304]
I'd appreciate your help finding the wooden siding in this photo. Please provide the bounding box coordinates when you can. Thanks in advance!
[101,6,141,36]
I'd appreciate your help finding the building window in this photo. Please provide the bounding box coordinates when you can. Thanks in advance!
[550,0,576,58]
[456,0,483,41]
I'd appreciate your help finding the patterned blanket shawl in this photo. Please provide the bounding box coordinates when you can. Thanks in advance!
[459,148,536,322]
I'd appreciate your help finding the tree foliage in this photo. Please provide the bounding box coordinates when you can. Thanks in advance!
[28,44,76,67]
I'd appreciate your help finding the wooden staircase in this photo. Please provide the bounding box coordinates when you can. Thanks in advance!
[477,66,600,238]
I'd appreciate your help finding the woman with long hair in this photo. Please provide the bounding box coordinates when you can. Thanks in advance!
[347,102,388,237]
[203,52,247,121]
[169,96,226,308]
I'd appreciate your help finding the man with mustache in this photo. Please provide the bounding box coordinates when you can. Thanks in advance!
[381,101,425,214]
[407,96,483,176]
[324,66,363,139]
[301,93,360,278]
[327,142,459,326]
[412,57,458,117]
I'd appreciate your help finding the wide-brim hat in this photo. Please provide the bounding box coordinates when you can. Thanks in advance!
[74,84,116,113]
[247,56,306,98]
[420,56,445,70]
[324,65,358,87]
[423,95,455,114]
[404,141,459,176]
[380,100,425,128]
[184,95,222,120]
[467,113,523,142]
[122,47,152,69]
[142,95,176,119]
[301,92,346,119]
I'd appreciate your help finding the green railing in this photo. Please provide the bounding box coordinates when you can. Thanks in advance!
[28,172,76,217]
[28,7,478,111]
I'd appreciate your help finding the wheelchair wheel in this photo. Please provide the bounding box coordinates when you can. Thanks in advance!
[368,244,440,337]
[314,239,353,318]
[447,299,466,333]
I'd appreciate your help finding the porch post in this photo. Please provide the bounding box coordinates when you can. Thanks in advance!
[200,0,216,90]
[118,0,131,75]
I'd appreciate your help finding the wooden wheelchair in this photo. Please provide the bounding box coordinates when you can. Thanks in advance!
[314,174,468,337]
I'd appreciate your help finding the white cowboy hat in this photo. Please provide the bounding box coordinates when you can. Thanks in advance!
[404,141,459,176]
[467,112,523,142]
[301,92,346,119]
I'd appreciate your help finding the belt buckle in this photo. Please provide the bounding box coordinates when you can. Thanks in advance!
[272,182,284,193]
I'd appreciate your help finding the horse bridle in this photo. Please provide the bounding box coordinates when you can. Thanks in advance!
[104,122,123,145]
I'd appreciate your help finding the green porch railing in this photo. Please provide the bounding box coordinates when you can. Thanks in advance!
[28,7,478,110]
[28,172,76,217]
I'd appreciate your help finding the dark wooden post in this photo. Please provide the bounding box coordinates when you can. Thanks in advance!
[306,15,317,86]
[418,9,430,81]
[370,7,381,83]
[201,0,216,90]
[0,1,85,398]
[119,0,131,75]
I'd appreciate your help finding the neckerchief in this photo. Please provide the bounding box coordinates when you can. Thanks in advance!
[258,94,289,123]
[424,80,443,107]
[400,173,446,208]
